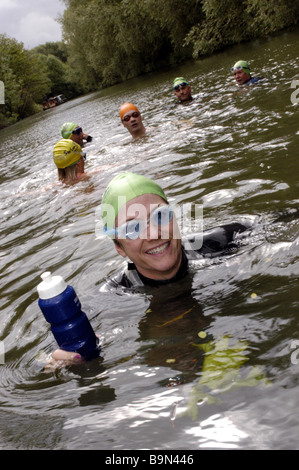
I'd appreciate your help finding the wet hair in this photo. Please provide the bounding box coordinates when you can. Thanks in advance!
[57,164,78,184]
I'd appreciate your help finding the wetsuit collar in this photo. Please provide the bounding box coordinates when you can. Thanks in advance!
[128,246,189,287]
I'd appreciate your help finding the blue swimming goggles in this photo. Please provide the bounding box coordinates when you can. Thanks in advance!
[72,127,83,135]
[173,82,189,91]
[104,205,173,239]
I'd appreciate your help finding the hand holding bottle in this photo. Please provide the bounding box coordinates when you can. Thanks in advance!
[37,272,100,365]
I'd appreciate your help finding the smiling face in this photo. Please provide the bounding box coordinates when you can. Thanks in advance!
[114,194,182,280]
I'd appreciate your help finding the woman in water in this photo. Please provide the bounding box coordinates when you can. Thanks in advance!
[53,138,87,185]
[46,172,251,368]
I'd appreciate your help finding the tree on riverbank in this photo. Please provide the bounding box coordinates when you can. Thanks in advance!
[0,35,51,128]
[0,37,86,129]
[60,0,299,89]
[32,42,87,98]
[1,0,298,129]
[185,0,299,56]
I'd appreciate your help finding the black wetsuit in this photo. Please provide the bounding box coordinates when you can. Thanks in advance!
[106,222,250,289]
[245,77,263,85]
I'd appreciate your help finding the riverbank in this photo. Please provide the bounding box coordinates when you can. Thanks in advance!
[1,8,298,130]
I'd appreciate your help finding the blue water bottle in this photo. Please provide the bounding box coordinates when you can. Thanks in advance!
[37,271,100,360]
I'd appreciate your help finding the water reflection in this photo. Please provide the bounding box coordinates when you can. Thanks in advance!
[0,30,299,449]
[137,275,209,386]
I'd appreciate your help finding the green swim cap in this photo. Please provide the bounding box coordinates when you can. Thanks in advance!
[173,77,189,89]
[232,60,251,76]
[61,122,77,139]
[101,172,168,230]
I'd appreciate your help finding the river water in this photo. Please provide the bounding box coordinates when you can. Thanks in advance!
[0,30,299,450]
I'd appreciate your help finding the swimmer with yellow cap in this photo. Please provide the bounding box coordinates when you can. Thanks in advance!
[53,138,85,185]
[119,103,146,138]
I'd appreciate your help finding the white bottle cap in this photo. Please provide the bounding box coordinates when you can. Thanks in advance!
[37,271,67,299]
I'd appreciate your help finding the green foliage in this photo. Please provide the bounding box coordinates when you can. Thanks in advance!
[185,0,299,58]
[61,0,203,89]
[45,54,70,96]
[1,0,298,128]
[32,41,69,63]
[0,35,86,128]
[33,42,87,98]
[0,35,51,127]
[60,0,299,88]
[185,0,251,57]
[246,0,299,36]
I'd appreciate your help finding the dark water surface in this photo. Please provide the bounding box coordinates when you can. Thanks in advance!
[0,30,299,450]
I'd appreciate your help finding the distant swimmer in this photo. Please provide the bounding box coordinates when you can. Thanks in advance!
[173,77,193,103]
[52,138,115,187]
[231,60,263,86]
[61,122,93,147]
[60,122,93,174]
[120,102,146,139]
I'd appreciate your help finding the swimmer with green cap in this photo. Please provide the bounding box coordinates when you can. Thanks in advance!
[231,60,262,86]
[173,77,192,103]
[100,172,251,287]
[45,172,252,365]
[101,172,182,281]
[60,122,93,147]
[102,172,168,228]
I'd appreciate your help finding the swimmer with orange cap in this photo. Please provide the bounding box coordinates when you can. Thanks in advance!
[120,102,146,138]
